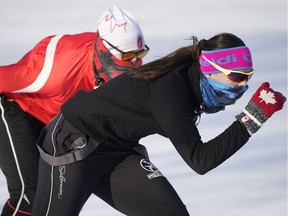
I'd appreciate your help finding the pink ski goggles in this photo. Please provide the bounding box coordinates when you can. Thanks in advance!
[199,46,254,82]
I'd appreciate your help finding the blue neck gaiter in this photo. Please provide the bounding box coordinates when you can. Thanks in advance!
[199,76,248,113]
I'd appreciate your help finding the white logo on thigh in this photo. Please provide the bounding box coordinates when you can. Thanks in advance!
[140,159,163,179]
[58,165,66,199]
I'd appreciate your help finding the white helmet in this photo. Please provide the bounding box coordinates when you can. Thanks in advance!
[97,5,145,54]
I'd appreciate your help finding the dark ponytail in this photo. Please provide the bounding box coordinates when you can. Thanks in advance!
[128,33,246,81]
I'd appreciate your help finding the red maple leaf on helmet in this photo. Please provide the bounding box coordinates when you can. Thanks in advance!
[103,14,127,33]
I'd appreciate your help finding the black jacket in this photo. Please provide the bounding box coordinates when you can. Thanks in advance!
[61,65,250,174]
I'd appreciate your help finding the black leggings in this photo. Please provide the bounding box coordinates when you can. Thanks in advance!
[0,97,45,216]
[32,147,189,216]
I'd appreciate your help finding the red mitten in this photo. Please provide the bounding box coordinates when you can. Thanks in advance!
[236,82,286,134]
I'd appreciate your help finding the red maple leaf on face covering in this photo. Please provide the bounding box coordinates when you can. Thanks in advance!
[93,32,142,84]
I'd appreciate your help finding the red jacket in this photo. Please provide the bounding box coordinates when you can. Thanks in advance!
[0,32,97,124]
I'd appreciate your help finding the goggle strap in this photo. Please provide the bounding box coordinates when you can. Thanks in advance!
[202,55,254,75]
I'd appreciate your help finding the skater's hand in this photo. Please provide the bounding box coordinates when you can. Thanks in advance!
[236,82,286,134]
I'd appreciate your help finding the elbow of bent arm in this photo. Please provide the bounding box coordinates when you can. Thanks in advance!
[191,165,210,175]
[177,143,218,175]
[189,157,216,175]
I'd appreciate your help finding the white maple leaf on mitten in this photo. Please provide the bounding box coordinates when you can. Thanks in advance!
[259,89,276,105]
[236,82,286,134]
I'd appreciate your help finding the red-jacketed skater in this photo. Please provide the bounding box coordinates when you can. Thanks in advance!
[0,6,148,215]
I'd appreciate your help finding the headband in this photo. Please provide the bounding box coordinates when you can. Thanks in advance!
[199,46,253,74]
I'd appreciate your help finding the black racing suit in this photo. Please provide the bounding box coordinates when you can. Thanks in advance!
[33,65,250,215]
